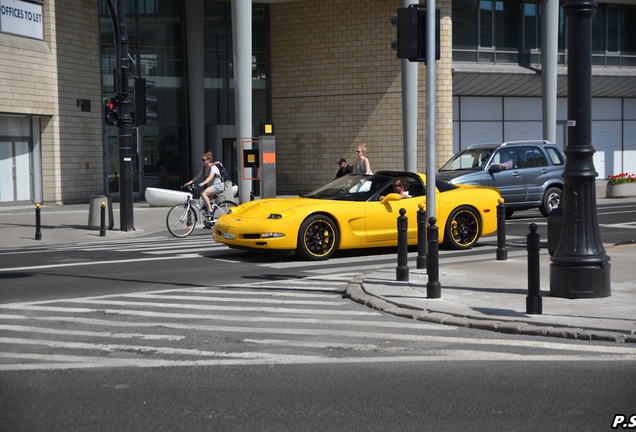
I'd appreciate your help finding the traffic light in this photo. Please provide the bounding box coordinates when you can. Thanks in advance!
[391,6,440,63]
[105,97,118,126]
[134,77,157,126]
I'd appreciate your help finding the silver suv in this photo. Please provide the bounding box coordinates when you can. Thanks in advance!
[437,140,565,217]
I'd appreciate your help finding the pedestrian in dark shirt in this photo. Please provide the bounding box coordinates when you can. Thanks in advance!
[335,158,353,178]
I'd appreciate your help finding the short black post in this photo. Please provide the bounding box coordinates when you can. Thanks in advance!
[100,201,106,237]
[298,188,303,197]
[416,203,427,270]
[250,190,254,201]
[35,203,42,241]
[426,217,441,298]
[526,223,542,314]
[496,198,508,261]
[396,208,409,281]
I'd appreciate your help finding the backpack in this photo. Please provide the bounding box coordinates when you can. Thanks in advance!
[213,161,230,182]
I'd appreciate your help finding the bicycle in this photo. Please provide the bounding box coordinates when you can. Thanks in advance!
[166,184,237,238]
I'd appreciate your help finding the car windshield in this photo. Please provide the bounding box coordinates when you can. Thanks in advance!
[439,148,494,171]
[305,174,394,202]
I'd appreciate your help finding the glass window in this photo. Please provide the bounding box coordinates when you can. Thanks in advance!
[519,147,547,168]
[453,0,478,50]
[204,2,270,126]
[607,7,619,53]
[523,1,539,51]
[479,0,494,48]
[545,147,565,166]
[495,0,520,52]
[592,6,606,53]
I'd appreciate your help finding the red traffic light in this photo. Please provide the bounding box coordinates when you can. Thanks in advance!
[105,97,118,126]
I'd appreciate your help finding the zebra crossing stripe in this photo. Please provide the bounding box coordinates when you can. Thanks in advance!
[1,300,378,316]
[0,324,184,341]
[0,254,194,273]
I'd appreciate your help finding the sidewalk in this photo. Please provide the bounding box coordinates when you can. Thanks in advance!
[0,201,171,247]
[2,195,636,344]
[346,242,636,343]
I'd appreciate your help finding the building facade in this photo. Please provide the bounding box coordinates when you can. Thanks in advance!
[0,0,634,207]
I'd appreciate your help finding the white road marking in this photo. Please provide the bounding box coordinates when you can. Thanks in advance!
[0,324,183,341]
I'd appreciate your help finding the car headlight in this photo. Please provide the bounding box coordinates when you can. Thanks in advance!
[222,233,235,239]
[261,232,285,238]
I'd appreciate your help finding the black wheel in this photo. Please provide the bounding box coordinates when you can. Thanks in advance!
[166,204,197,238]
[212,200,238,220]
[540,186,561,217]
[443,206,481,250]
[296,214,338,260]
[505,208,515,219]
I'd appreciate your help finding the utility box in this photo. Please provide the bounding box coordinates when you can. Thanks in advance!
[259,124,276,199]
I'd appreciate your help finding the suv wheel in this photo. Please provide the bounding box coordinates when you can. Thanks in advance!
[540,187,561,217]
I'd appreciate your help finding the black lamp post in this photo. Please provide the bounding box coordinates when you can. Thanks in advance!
[106,0,135,232]
[549,0,610,298]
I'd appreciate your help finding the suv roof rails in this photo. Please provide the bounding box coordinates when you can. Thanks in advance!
[500,140,553,146]
[466,140,553,149]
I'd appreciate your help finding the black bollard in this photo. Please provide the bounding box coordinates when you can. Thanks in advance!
[396,208,409,281]
[35,203,42,240]
[426,217,441,298]
[416,203,427,270]
[298,188,303,197]
[526,223,542,314]
[250,191,255,201]
[496,198,508,260]
[100,201,106,237]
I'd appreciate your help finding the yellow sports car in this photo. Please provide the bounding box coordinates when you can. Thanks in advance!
[214,171,501,260]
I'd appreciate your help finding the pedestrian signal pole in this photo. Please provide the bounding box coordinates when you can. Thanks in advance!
[106,0,135,231]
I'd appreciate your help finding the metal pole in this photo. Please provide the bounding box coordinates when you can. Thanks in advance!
[396,208,409,281]
[416,203,427,269]
[549,0,611,298]
[401,0,418,172]
[35,203,42,241]
[100,201,106,237]
[526,223,542,314]
[426,217,441,298]
[232,0,253,204]
[496,198,508,261]
[116,0,134,231]
[425,0,438,283]
[541,0,558,144]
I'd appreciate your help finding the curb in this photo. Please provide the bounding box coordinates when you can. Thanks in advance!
[344,278,636,344]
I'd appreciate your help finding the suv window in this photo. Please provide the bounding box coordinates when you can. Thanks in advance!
[492,148,519,169]
[545,147,565,165]
[519,146,548,168]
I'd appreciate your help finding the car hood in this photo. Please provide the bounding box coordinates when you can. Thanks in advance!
[436,169,484,184]
[228,197,349,219]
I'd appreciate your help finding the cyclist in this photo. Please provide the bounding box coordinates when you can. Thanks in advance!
[185,151,224,216]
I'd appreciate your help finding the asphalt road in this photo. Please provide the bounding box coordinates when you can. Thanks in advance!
[1,201,635,431]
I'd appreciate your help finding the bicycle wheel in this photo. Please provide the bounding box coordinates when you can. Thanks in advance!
[212,200,238,221]
[166,204,197,238]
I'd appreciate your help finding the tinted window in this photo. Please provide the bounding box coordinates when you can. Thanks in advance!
[519,146,548,168]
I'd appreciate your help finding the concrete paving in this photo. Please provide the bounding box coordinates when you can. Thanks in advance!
[1,192,635,343]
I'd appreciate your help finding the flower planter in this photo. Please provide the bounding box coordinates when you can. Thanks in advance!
[606,182,636,198]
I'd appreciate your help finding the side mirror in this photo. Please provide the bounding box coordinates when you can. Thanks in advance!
[488,165,502,174]
[380,193,402,205]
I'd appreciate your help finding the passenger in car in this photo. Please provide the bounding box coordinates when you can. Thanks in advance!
[495,151,517,170]
[380,178,411,200]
